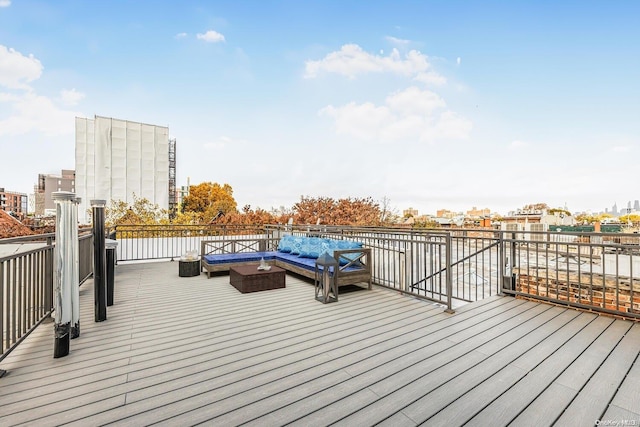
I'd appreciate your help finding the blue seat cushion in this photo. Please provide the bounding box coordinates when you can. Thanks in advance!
[276,252,362,273]
[203,251,277,265]
[275,252,318,271]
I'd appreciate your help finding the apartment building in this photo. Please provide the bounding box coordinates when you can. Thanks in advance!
[0,188,28,219]
[35,170,75,216]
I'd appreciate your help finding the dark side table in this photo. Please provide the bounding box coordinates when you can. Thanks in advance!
[179,259,200,277]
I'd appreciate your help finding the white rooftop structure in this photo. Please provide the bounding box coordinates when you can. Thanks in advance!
[75,115,170,224]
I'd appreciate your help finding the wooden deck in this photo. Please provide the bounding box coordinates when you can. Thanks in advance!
[1,261,639,426]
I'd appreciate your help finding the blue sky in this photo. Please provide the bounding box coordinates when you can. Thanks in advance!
[1,0,639,216]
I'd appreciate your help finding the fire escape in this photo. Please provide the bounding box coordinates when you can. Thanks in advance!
[168,138,177,218]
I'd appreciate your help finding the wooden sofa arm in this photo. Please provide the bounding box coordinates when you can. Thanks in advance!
[333,248,372,289]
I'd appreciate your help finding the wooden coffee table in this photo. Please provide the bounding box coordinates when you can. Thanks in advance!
[229,264,286,293]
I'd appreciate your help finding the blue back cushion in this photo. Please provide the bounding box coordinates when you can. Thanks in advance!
[279,236,363,262]
[298,237,328,258]
[333,240,364,265]
[289,236,305,255]
[278,235,294,252]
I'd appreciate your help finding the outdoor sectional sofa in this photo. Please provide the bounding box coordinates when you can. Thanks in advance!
[200,235,372,289]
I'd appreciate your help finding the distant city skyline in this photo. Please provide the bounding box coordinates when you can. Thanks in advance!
[1,1,639,216]
[2,171,639,218]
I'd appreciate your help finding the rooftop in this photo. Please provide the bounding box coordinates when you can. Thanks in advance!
[1,261,638,425]
[0,209,32,239]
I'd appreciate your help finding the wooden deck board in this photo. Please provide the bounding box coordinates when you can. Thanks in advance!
[399,309,591,425]
[605,324,640,418]
[331,307,579,426]
[1,261,639,427]
[250,301,543,426]
[466,315,622,426]
[554,321,640,425]
[510,318,635,426]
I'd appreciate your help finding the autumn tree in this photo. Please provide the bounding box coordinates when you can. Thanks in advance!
[335,197,383,225]
[413,218,441,229]
[575,213,613,224]
[548,208,572,217]
[104,195,168,226]
[269,205,294,224]
[217,205,278,226]
[181,182,237,223]
[522,203,549,211]
[619,214,640,225]
[292,196,383,226]
[293,196,338,225]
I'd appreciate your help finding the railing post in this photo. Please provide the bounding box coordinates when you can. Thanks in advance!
[409,232,415,292]
[445,232,454,314]
[403,247,412,293]
[91,200,107,322]
[498,231,505,296]
[500,231,517,294]
[71,196,81,339]
[509,232,517,292]
[44,236,54,319]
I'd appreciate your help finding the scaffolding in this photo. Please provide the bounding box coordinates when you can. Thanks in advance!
[168,138,177,218]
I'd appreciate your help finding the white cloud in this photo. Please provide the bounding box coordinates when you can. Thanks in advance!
[320,86,471,143]
[612,145,632,153]
[59,88,85,106]
[304,44,445,85]
[197,30,225,43]
[509,140,528,150]
[320,102,392,140]
[457,57,461,66]
[386,36,410,46]
[0,45,43,90]
[386,86,446,115]
[0,92,81,136]
[0,46,82,136]
[0,0,11,8]
[175,32,188,39]
[414,71,447,86]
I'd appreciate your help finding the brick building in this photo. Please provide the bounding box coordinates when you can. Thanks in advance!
[0,188,28,220]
